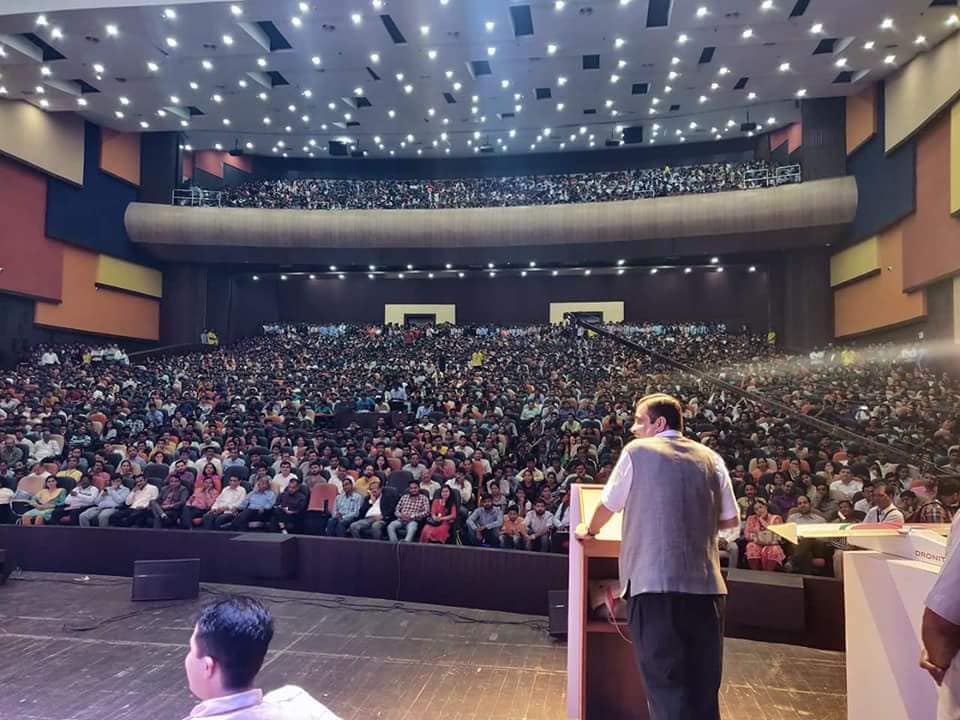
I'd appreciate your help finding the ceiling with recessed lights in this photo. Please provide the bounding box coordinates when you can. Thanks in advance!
[0,0,955,159]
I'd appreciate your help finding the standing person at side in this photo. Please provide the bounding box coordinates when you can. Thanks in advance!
[577,393,739,720]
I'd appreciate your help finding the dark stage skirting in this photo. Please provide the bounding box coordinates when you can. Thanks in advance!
[0,526,844,650]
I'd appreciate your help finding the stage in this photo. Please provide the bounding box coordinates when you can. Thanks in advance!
[0,571,846,720]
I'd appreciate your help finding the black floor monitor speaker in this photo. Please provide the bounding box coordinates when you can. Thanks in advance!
[547,589,568,637]
[229,534,298,579]
[0,549,9,586]
[132,558,200,601]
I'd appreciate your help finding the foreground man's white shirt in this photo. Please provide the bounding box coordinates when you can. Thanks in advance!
[185,686,342,719]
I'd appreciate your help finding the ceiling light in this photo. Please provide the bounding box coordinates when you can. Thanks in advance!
[485,20,495,32]
[568,134,575,142]
[147,61,159,72]
[388,109,396,118]
[651,97,659,105]
[105,24,119,37]
[487,46,496,56]
[710,82,719,90]
[761,0,773,9]
[473,130,481,139]
[684,267,692,274]
[119,96,130,105]
[835,58,847,68]
[280,274,288,281]
[351,12,362,24]
[303,114,311,122]
[741,27,753,39]
[231,5,243,16]
[420,24,430,35]
[222,34,234,45]
[214,143,223,150]
[76,97,87,106]
[716,267,724,272]
[166,37,178,48]
[500,79,510,89]
[300,1,309,11]
[915,35,927,45]
[40,66,52,76]
[425,48,437,60]
[212,93,222,103]
[35,85,45,94]
[222,118,231,125]
[880,18,894,30]
[748,91,758,101]
[170,94,180,104]
[452,81,462,91]
[948,15,959,27]
[312,55,321,65]
[810,22,823,34]
[369,52,380,63]
[696,6,709,18]
[726,119,735,127]
[245,141,254,150]
[291,16,302,27]
[547,43,558,54]
[699,95,708,103]
[36,14,48,26]
[555,0,566,8]
[583,269,591,275]
[288,104,296,112]
[157,109,167,117]
[353,86,363,95]
[795,88,807,97]
[557,75,568,86]
[202,59,213,70]
[610,74,620,83]
[650,268,658,274]
[884,54,896,65]
[404,84,413,93]
[114,110,124,118]
[778,61,790,72]
[677,33,689,44]
[863,40,875,50]
[93,63,105,74]
[668,70,679,80]
[257,57,268,68]
[718,66,730,76]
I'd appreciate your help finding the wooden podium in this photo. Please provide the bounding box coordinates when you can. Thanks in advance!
[566,484,649,719]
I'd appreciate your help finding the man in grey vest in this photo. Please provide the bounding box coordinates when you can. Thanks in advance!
[578,393,739,719]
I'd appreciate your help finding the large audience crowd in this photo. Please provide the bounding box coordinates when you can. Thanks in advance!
[0,322,956,576]
[219,160,788,211]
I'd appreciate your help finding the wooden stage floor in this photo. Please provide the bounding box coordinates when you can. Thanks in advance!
[0,572,845,720]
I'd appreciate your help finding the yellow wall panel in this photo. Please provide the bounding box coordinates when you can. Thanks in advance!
[96,254,163,298]
[885,31,960,152]
[952,101,960,216]
[384,304,456,325]
[830,236,880,287]
[100,128,141,186]
[0,100,84,184]
[35,244,160,341]
[549,302,625,325]
[846,85,877,156]
[834,222,926,338]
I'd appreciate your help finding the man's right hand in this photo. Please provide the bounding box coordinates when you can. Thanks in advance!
[920,649,947,686]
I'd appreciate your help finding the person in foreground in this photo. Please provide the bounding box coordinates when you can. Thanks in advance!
[183,595,342,719]
[920,507,960,719]
[576,393,739,720]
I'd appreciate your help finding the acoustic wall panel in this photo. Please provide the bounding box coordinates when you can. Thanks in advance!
[549,302,624,324]
[100,128,141,186]
[952,102,960,217]
[45,122,141,262]
[35,244,159,341]
[886,31,960,152]
[384,304,455,325]
[834,221,926,338]
[0,100,85,185]
[95,255,162,298]
[846,85,878,156]
[902,108,960,290]
[0,155,64,301]
[830,237,880,288]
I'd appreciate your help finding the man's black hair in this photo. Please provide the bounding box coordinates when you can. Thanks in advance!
[195,596,274,691]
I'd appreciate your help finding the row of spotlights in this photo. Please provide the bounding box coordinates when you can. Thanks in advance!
[252,265,754,281]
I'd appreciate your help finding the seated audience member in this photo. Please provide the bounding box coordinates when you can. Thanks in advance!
[271,461,298,496]
[20,475,67,526]
[14,463,50,501]
[32,432,62,462]
[863,480,904,524]
[325,477,363,537]
[853,483,875,516]
[271,477,307,534]
[230,477,276,530]
[402,452,427,481]
[50,473,99,525]
[785,495,830,574]
[387,479,430,542]
[418,473,441,500]
[111,476,160,527]
[465,494,503,546]
[348,481,390,539]
[916,478,958,523]
[196,462,222,492]
[525,499,555,552]
[744,497,785,571]
[718,526,740,569]
[897,489,919,520]
[203,475,248,530]
[419,484,458,544]
[812,481,838,521]
[499,505,528,549]
[182,475,221,529]
[488,482,508,512]
[446,469,473,515]
[151,474,190,528]
[353,464,376,496]
[80,475,129,527]
[553,489,572,531]
[829,466,862,503]
[183,595,340,720]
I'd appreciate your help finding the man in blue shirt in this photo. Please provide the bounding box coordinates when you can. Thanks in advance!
[230,477,276,530]
[325,477,362,537]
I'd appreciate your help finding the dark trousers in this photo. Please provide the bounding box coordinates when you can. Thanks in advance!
[627,593,725,720]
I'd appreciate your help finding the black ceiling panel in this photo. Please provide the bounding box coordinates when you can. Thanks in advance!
[582,54,600,69]
[535,87,552,99]
[813,38,839,55]
[509,4,535,36]
[253,21,292,51]
[790,0,811,17]
[18,32,66,61]
[631,82,649,95]
[380,14,407,44]
[443,92,456,104]
[469,60,492,76]
[733,76,749,90]
[646,0,672,28]
[698,46,716,64]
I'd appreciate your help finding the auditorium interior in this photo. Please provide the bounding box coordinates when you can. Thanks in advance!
[1,0,959,718]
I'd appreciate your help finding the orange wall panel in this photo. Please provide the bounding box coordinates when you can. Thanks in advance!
[100,128,141,186]
[223,152,252,173]
[0,155,64,301]
[34,244,159,340]
[194,150,224,178]
[902,110,960,290]
[834,221,926,337]
[846,85,877,156]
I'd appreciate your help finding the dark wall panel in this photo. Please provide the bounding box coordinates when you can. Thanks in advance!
[237,137,758,185]
[45,122,145,263]
[193,167,225,191]
[139,131,180,204]
[846,85,917,245]
[221,270,773,332]
[0,293,36,368]
[159,265,208,346]
[801,98,847,181]
[775,248,832,349]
